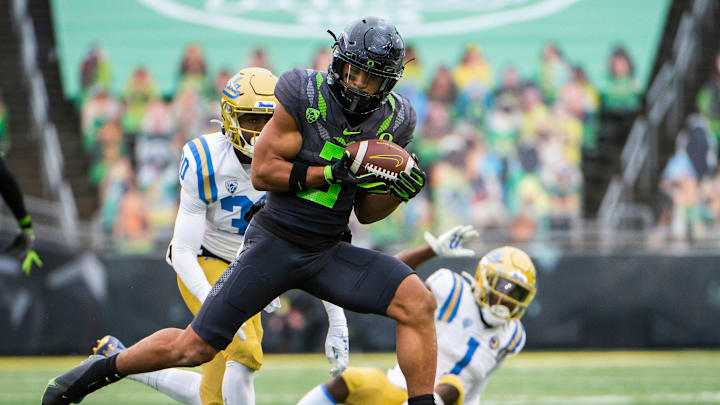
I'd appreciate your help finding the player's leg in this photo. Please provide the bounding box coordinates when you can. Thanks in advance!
[385,275,437,400]
[297,367,407,405]
[221,311,263,404]
[42,325,216,405]
[179,256,234,405]
[299,243,436,404]
[222,360,255,404]
[43,222,294,405]
[94,335,202,405]
[130,369,202,405]
[198,354,225,405]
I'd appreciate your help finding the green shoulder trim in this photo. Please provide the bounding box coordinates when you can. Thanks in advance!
[315,72,327,121]
[376,94,397,136]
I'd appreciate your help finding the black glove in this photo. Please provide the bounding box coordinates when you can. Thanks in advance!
[324,151,383,187]
[5,229,42,275]
[340,227,353,243]
[244,199,266,222]
[390,166,427,203]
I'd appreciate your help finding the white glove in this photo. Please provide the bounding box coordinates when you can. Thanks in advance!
[236,323,248,341]
[264,297,282,314]
[424,225,479,258]
[325,325,349,376]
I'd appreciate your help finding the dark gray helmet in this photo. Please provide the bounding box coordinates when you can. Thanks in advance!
[327,16,405,114]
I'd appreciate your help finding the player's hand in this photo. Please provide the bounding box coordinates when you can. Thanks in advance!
[5,229,43,275]
[243,198,266,222]
[325,151,383,186]
[263,297,282,313]
[236,323,248,341]
[425,225,479,258]
[390,166,426,203]
[325,325,349,376]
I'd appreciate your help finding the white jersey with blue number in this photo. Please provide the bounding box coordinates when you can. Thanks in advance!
[177,132,265,262]
[386,269,526,404]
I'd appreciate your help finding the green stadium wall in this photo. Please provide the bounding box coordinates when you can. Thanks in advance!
[2,240,719,355]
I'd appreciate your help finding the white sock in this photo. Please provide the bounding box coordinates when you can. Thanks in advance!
[128,368,202,405]
[222,360,255,405]
[297,384,337,405]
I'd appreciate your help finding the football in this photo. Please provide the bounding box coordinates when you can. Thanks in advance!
[345,138,416,182]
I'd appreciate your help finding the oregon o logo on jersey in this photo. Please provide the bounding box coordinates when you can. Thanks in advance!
[139,0,580,38]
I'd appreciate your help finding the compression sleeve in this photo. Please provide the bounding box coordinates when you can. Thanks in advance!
[0,157,29,223]
[170,186,212,303]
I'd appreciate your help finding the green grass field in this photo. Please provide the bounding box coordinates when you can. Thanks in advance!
[2,351,719,405]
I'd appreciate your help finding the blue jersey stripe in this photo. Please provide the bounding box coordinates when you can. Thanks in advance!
[187,141,207,204]
[198,137,217,203]
[446,278,464,323]
[509,323,525,353]
[450,337,479,375]
[496,321,520,362]
[437,272,458,321]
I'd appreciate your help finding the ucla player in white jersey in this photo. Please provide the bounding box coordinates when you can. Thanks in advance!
[92,67,349,405]
[297,236,537,405]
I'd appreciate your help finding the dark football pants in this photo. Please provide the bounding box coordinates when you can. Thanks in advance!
[191,221,415,350]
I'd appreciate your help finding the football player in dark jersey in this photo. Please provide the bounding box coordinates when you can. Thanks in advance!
[1,156,42,275]
[42,16,435,405]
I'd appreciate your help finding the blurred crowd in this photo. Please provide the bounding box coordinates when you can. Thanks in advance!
[651,52,720,245]
[77,42,643,253]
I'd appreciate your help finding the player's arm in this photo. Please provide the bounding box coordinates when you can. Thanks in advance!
[251,103,327,191]
[169,179,212,303]
[435,384,460,405]
[394,225,480,269]
[353,192,403,224]
[435,373,465,405]
[322,300,349,376]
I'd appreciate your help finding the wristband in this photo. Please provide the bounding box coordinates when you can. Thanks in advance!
[289,161,309,193]
[324,165,335,184]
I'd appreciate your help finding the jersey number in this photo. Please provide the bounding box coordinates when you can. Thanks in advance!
[296,141,344,208]
[179,156,189,180]
[449,337,479,375]
[220,195,255,235]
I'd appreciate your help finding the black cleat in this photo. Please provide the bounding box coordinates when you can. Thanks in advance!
[41,355,112,405]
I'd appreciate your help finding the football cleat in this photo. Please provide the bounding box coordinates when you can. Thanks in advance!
[42,355,108,405]
[92,335,126,358]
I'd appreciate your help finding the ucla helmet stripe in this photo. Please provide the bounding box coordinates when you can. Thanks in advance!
[437,271,458,321]
[187,141,208,204]
[449,337,479,375]
[198,137,218,203]
[222,88,241,99]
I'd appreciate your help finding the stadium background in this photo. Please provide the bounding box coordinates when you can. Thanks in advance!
[1,0,720,404]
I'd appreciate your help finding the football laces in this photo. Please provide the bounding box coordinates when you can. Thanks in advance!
[364,164,397,181]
